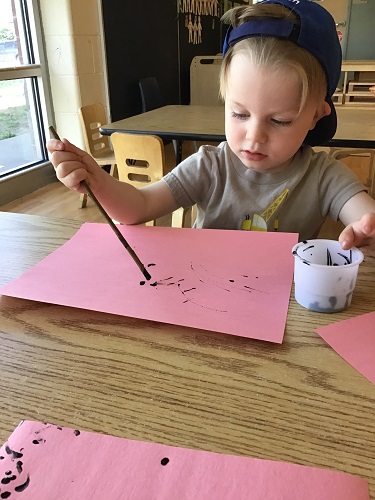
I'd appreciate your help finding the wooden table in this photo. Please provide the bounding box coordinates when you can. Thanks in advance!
[1,211,375,495]
[101,105,375,163]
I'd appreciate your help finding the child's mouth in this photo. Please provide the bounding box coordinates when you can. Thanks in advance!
[241,150,266,161]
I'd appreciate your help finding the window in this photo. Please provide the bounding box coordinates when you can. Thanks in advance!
[0,0,52,178]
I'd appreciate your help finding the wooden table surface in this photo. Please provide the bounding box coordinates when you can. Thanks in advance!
[1,212,375,496]
[100,105,375,149]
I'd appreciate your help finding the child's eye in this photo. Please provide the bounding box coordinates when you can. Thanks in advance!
[271,119,292,127]
[231,111,249,120]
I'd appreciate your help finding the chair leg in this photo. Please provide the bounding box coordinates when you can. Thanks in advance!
[109,164,118,179]
[79,193,88,208]
[368,153,375,199]
[172,140,183,164]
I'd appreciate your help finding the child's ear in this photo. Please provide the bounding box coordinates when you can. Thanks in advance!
[310,101,331,130]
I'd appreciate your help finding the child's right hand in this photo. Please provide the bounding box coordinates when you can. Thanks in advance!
[47,138,104,194]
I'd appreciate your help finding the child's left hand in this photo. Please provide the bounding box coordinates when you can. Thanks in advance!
[339,212,375,250]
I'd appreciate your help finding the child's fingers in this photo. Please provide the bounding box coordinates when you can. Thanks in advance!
[339,213,375,249]
[46,138,64,154]
[359,212,375,237]
[50,150,85,168]
[339,225,356,250]
[61,138,89,158]
[55,163,88,192]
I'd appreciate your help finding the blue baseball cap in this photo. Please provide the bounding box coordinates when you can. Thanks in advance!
[222,0,342,146]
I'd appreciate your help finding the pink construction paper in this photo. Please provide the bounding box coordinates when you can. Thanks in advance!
[0,421,369,500]
[316,311,375,384]
[0,224,297,343]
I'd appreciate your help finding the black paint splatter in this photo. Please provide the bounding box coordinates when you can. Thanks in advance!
[16,461,23,474]
[1,492,11,499]
[14,475,30,492]
[74,430,80,436]
[161,457,169,466]
[148,263,156,267]
[139,281,146,286]
[1,475,16,484]
[302,245,314,252]
[5,445,23,459]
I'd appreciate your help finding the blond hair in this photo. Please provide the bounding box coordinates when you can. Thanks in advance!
[220,5,327,113]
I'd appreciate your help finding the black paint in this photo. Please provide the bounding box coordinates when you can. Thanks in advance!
[148,263,156,267]
[140,281,146,286]
[5,445,23,459]
[302,245,314,252]
[150,282,158,287]
[1,475,16,484]
[338,251,351,264]
[327,249,332,266]
[74,430,81,436]
[143,269,152,281]
[16,461,23,474]
[32,440,40,445]
[1,492,11,499]
[161,457,169,466]
[14,475,30,492]
[4,471,11,476]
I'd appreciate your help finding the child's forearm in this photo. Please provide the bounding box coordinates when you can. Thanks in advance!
[93,173,150,225]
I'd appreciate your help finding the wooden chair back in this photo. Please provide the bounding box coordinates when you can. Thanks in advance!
[111,132,197,227]
[110,132,166,188]
[330,148,375,199]
[190,56,223,106]
[78,103,117,208]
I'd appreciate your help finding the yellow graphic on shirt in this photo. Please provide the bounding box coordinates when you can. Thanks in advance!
[242,189,289,231]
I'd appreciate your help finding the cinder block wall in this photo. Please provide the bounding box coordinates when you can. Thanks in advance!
[40,0,108,149]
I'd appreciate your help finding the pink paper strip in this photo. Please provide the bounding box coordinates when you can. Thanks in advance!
[0,421,369,499]
[0,224,297,343]
[316,311,375,384]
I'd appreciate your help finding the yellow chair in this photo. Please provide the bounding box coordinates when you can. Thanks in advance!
[78,103,117,208]
[330,148,375,199]
[110,132,196,227]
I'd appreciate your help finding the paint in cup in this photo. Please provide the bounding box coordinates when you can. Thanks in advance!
[292,239,364,313]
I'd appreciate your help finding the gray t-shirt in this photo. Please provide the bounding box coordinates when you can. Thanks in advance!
[163,142,366,241]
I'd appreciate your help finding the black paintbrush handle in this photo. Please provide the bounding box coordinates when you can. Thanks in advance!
[49,126,151,281]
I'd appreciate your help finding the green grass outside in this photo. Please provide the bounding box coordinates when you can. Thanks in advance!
[0,105,28,140]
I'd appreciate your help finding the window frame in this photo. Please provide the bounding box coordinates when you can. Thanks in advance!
[0,0,55,202]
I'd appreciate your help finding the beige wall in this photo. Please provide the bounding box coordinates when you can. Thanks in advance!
[40,0,108,149]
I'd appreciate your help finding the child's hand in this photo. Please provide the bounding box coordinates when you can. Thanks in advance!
[339,212,375,250]
[47,138,104,194]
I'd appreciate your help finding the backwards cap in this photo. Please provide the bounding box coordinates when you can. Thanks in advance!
[222,0,342,146]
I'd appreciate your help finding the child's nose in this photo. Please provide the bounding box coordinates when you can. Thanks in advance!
[245,120,267,144]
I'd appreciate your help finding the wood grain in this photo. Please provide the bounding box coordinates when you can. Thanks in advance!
[0,212,375,497]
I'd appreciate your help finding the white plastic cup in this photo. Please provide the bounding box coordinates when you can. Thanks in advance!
[292,239,364,313]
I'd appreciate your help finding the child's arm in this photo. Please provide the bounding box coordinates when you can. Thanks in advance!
[338,191,375,249]
[47,138,180,225]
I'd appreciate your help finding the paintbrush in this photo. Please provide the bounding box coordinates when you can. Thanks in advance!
[49,125,151,281]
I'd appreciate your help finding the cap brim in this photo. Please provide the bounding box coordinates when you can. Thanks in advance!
[304,98,337,146]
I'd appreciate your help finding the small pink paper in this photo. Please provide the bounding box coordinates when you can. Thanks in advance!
[316,311,375,384]
[0,224,297,343]
[0,421,369,499]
